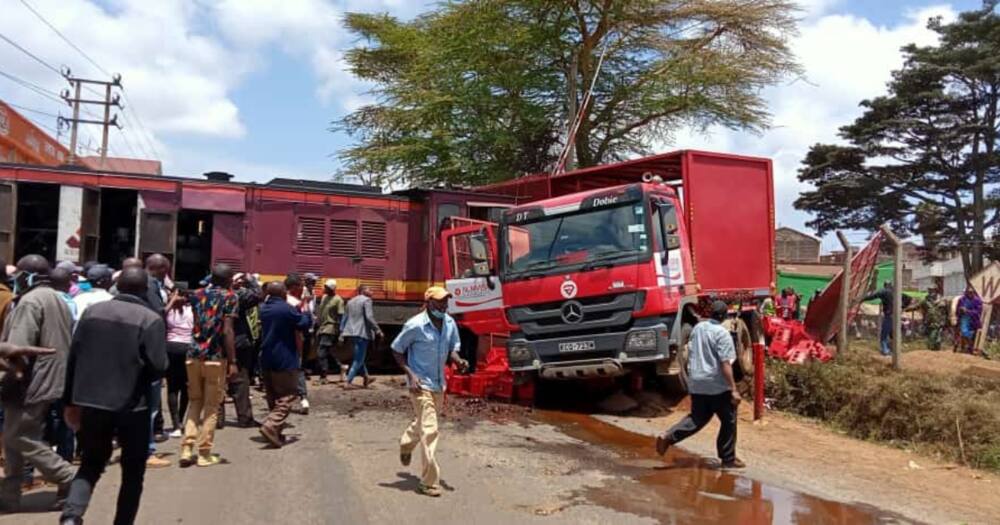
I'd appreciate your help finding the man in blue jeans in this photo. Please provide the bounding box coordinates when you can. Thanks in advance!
[341,285,383,388]
[863,282,895,356]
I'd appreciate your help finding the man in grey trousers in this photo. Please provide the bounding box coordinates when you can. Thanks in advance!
[0,254,76,512]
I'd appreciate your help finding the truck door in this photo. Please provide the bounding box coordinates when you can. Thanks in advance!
[441,223,507,335]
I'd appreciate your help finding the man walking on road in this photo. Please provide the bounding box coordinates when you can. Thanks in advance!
[60,268,168,525]
[342,285,383,388]
[656,300,745,470]
[314,279,345,384]
[181,264,238,468]
[258,282,312,448]
[0,254,76,511]
[392,287,468,497]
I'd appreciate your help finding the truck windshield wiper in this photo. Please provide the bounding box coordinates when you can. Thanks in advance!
[508,259,557,279]
[581,249,640,271]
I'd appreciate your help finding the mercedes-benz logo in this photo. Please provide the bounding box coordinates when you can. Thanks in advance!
[561,300,584,324]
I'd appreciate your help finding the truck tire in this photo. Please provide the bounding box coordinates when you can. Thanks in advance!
[723,317,755,396]
[663,323,692,394]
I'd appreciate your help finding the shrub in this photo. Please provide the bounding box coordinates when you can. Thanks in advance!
[766,347,1000,472]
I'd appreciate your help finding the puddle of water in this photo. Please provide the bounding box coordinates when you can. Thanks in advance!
[535,410,918,525]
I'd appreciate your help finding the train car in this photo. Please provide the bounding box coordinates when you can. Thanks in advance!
[0,162,513,363]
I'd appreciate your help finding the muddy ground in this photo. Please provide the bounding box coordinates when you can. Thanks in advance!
[5,365,996,524]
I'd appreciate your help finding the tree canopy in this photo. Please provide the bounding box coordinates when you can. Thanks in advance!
[796,3,1000,277]
[335,0,800,187]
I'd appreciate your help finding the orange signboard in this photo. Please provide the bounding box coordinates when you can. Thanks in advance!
[0,100,71,166]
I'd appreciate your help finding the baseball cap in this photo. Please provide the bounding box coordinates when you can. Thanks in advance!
[56,260,83,274]
[424,286,451,301]
[303,272,318,282]
[85,264,113,282]
[711,300,729,317]
[324,278,337,289]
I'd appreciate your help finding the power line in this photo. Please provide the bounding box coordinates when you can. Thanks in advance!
[18,0,107,76]
[18,0,162,160]
[4,101,61,119]
[0,31,61,75]
[0,68,63,103]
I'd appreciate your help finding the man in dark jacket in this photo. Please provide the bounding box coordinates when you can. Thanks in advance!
[864,282,896,356]
[258,282,312,448]
[0,254,75,512]
[60,267,168,525]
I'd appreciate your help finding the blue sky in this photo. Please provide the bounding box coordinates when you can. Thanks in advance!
[0,0,989,248]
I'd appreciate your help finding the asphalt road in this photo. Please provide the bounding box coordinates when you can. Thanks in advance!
[2,377,910,525]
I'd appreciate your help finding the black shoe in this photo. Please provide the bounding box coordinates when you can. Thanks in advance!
[237,419,261,428]
[153,433,169,443]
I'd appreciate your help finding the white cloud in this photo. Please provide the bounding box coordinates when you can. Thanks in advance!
[668,5,957,251]
[0,0,425,166]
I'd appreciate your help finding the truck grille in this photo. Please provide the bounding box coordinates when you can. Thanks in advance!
[508,292,638,340]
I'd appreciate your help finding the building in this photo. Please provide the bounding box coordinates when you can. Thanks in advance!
[775,226,820,263]
[0,101,71,166]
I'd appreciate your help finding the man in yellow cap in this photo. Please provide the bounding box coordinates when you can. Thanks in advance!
[391,286,468,497]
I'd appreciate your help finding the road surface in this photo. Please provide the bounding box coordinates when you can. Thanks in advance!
[4,378,918,524]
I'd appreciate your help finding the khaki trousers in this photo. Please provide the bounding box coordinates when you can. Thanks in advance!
[399,390,444,489]
[261,370,300,436]
[181,359,226,455]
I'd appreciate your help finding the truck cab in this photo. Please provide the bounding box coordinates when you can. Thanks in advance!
[441,150,775,383]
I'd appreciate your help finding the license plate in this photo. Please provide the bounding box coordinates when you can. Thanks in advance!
[558,340,595,353]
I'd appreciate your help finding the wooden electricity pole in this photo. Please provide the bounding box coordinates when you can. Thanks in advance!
[880,224,903,370]
[836,231,852,355]
[59,68,122,163]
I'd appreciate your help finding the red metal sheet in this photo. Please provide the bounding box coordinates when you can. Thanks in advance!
[682,151,774,294]
[803,232,884,342]
[182,186,246,212]
[139,190,179,211]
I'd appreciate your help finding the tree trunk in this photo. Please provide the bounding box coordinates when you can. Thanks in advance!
[565,54,578,172]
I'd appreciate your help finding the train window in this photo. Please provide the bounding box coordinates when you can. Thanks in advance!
[438,203,461,233]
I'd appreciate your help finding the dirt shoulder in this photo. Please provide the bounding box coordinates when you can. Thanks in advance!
[598,393,1000,525]
[900,350,1000,381]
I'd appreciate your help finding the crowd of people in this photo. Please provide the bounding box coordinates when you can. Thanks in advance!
[0,252,459,523]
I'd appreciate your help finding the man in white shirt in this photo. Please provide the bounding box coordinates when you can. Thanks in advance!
[656,300,745,469]
[73,265,114,317]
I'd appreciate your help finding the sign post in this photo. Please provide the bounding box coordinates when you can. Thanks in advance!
[970,262,1000,353]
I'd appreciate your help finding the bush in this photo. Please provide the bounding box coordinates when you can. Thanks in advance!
[766,347,1000,472]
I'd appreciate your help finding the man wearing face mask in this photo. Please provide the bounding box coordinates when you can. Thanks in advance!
[391,286,468,498]
[0,255,76,512]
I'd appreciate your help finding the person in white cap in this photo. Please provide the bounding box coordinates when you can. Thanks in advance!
[313,279,345,384]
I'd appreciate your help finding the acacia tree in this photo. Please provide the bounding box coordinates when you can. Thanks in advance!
[335,0,799,187]
[796,4,1000,277]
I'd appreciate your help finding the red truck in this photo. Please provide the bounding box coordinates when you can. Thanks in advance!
[441,150,774,387]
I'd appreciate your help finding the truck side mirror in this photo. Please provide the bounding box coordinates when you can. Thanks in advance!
[469,234,492,277]
[657,203,681,251]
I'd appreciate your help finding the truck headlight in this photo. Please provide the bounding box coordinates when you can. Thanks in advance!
[625,330,657,351]
[509,343,531,362]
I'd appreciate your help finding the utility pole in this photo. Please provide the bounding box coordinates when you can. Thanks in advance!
[58,67,122,164]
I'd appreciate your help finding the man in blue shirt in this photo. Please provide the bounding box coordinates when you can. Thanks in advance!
[392,286,468,497]
[656,300,745,470]
[257,282,312,448]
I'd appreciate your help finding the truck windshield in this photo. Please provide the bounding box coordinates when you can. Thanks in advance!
[504,203,648,277]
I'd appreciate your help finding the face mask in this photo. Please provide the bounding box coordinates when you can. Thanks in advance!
[12,272,36,296]
[429,308,446,320]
